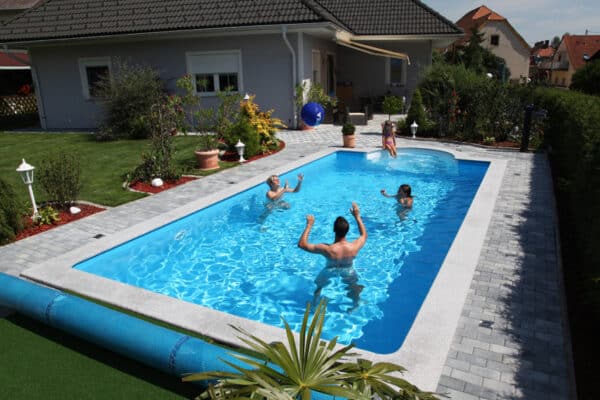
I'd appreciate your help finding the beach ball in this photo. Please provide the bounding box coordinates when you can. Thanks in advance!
[301,102,325,127]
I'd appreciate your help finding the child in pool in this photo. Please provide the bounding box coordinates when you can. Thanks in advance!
[381,183,413,208]
[381,120,397,158]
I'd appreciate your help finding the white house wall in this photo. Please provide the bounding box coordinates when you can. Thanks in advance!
[30,34,296,130]
[481,22,530,81]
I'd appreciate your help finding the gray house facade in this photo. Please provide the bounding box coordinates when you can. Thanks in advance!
[0,0,462,130]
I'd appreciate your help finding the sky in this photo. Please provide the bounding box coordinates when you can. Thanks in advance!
[422,0,600,46]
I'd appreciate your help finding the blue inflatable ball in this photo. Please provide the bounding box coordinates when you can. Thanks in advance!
[301,102,325,127]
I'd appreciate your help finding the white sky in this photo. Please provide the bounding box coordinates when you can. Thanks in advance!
[422,0,600,46]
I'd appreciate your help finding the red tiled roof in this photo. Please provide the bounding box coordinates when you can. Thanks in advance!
[453,5,528,50]
[562,35,600,70]
[0,50,29,67]
[533,47,555,58]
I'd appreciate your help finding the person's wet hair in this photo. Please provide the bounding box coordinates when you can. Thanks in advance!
[333,216,349,238]
[400,184,412,197]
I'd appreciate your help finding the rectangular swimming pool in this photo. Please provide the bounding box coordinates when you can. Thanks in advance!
[74,149,487,353]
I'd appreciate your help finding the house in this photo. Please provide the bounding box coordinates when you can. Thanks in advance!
[0,0,462,130]
[529,40,555,83]
[453,5,530,82]
[550,34,600,88]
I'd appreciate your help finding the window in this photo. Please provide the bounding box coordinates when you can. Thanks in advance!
[490,35,499,46]
[186,50,242,95]
[312,50,322,85]
[78,57,111,99]
[386,57,406,87]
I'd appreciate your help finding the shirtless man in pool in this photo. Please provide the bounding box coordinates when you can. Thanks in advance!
[298,202,367,310]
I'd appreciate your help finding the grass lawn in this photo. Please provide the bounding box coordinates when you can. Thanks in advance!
[0,132,228,207]
[0,312,199,399]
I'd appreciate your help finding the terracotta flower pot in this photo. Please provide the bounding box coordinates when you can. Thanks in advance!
[342,134,355,148]
[194,149,220,170]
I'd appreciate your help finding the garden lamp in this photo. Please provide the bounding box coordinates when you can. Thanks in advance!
[243,93,250,101]
[235,140,246,162]
[410,121,418,139]
[16,158,39,218]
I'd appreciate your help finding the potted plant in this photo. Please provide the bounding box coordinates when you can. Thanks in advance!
[342,121,356,148]
[194,134,220,170]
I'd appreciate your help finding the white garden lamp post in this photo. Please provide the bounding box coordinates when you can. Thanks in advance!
[235,139,246,162]
[243,93,250,101]
[410,121,419,139]
[16,158,39,218]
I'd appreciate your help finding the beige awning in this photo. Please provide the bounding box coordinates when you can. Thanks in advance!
[336,39,410,65]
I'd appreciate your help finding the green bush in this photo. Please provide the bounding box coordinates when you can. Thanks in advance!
[38,152,82,209]
[96,60,165,140]
[227,117,261,158]
[36,206,60,226]
[570,60,600,95]
[0,178,25,244]
[382,95,404,120]
[406,89,427,131]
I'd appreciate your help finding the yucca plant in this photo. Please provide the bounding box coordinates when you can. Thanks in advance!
[182,300,438,400]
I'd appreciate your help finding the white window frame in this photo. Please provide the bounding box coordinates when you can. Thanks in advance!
[385,57,407,87]
[185,50,243,97]
[78,57,112,100]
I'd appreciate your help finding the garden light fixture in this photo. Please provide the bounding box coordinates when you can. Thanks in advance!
[235,140,246,162]
[410,121,418,139]
[16,158,39,218]
[243,93,250,101]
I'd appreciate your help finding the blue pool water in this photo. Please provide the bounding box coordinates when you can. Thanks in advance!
[75,149,488,354]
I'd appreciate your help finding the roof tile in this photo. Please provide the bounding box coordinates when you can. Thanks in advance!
[0,0,460,42]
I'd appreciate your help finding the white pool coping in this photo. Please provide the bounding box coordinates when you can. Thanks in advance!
[22,143,506,391]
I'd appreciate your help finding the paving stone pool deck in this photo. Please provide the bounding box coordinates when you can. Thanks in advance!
[0,117,574,399]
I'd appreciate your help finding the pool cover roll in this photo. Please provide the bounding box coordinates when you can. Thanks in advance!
[0,273,339,399]
[0,272,244,376]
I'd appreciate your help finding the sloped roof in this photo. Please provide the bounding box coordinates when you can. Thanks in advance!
[533,47,555,58]
[561,35,600,71]
[454,4,528,49]
[0,0,462,43]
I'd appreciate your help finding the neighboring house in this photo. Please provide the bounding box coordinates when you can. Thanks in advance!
[529,40,555,83]
[0,0,41,95]
[453,5,530,82]
[550,34,600,88]
[0,0,461,130]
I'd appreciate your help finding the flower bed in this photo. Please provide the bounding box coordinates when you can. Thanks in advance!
[15,204,106,240]
[129,176,198,194]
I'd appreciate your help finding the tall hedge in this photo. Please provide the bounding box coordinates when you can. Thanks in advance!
[533,87,600,398]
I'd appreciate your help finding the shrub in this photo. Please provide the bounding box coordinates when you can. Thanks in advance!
[36,206,60,226]
[238,95,284,153]
[95,60,165,140]
[406,89,427,131]
[38,152,82,210]
[570,60,600,95]
[382,95,404,120]
[227,117,261,158]
[341,121,355,135]
[0,178,25,244]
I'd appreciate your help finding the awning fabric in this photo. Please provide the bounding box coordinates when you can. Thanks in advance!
[336,39,410,64]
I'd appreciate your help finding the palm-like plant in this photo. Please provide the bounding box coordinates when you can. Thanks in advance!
[182,300,438,400]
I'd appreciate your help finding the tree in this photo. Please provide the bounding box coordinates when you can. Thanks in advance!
[382,95,404,120]
[406,89,427,130]
[462,27,486,74]
[551,36,561,48]
[182,300,438,400]
[570,60,600,95]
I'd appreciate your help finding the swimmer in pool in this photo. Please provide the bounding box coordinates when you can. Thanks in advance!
[298,202,367,310]
[266,173,303,201]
